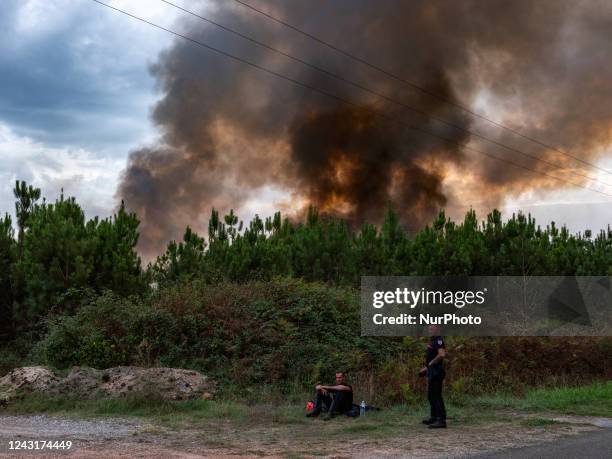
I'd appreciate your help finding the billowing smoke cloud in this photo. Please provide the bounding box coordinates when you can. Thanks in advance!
[117,0,612,256]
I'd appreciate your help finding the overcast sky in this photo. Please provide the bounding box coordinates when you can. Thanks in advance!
[1,0,611,239]
[0,0,181,220]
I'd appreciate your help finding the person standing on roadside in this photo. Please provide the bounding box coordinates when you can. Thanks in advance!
[419,324,447,428]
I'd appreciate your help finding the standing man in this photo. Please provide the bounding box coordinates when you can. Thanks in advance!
[420,324,447,428]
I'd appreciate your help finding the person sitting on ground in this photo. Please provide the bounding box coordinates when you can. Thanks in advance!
[306,371,354,420]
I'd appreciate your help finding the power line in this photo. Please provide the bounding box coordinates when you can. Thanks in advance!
[92,0,612,198]
[90,0,612,198]
[232,0,612,177]
[159,0,612,189]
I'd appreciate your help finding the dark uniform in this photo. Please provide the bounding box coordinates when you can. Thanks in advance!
[309,383,353,418]
[425,336,447,426]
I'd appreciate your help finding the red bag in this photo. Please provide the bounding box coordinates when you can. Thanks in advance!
[305,400,314,412]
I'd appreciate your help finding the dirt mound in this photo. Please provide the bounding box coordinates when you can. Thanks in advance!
[0,366,215,402]
[100,367,215,401]
[0,366,61,402]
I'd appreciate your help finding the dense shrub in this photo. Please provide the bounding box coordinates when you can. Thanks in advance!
[34,280,612,403]
[35,292,139,369]
[35,280,402,386]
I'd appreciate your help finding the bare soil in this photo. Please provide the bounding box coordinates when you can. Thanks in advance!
[0,413,605,458]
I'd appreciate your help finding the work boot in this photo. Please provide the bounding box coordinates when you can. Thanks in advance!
[323,412,336,421]
[428,419,447,428]
[422,418,435,425]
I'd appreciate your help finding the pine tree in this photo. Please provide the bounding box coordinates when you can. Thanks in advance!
[0,214,15,340]
[13,180,40,259]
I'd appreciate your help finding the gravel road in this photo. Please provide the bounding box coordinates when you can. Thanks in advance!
[0,415,141,457]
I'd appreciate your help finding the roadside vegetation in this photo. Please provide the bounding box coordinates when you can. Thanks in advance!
[471,382,612,417]
[3,383,609,437]
[1,182,610,407]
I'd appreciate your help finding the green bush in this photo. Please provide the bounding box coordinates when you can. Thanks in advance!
[36,292,138,368]
[33,281,612,403]
[36,280,402,387]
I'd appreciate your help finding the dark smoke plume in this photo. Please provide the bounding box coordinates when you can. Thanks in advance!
[116,0,612,256]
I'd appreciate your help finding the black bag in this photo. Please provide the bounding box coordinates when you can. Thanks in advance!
[345,403,361,417]
[344,403,381,417]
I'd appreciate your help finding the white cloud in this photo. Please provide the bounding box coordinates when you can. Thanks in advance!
[496,155,612,233]
[0,123,124,221]
[0,1,215,226]
[14,0,72,37]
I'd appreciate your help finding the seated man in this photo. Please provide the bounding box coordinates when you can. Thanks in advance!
[306,371,354,420]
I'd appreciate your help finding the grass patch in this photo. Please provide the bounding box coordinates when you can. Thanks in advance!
[3,393,248,419]
[472,382,612,417]
[2,393,498,433]
[4,382,609,432]
[520,418,564,427]
[341,422,384,433]
[521,382,612,415]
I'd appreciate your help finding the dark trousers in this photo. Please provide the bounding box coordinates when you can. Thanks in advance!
[313,389,351,415]
[427,370,446,421]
